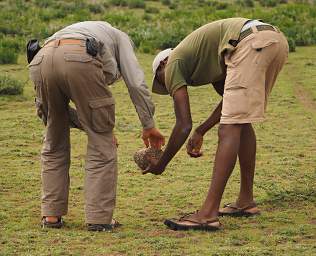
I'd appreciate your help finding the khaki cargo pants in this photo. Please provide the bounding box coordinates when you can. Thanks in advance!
[29,40,117,224]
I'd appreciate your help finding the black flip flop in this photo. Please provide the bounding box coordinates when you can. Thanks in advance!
[164,213,221,232]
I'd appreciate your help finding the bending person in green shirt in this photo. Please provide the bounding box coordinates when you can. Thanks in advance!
[144,18,289,231]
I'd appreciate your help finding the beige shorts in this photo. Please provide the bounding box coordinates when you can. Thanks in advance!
[220,27,289,124]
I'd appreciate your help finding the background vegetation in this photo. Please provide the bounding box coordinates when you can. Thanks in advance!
[0,0,316,62]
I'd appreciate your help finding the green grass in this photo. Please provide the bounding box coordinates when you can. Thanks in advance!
[0,47,315,255]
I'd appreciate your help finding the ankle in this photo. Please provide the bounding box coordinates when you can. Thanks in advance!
[236,199,255,207]
[45,216,59,223]
[197,209,218,220]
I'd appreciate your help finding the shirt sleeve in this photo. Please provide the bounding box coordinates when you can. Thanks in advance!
[165,59,188,97]
[116,31,155,129]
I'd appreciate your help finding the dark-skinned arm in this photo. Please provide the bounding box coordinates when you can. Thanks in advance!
[143,86,192,175]
[212,79,224,97]
[195,100,222,136]
[186,80,224,157]
[195,79,225,135]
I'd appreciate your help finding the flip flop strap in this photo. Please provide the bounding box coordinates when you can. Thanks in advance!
[180,215,219,225]
[242,202,257,211]
[224,202,257,211]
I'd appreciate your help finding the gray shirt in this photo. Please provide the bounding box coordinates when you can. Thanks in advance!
[46,21,155,129]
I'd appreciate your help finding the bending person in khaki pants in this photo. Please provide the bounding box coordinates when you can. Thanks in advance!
[29,21,164,231]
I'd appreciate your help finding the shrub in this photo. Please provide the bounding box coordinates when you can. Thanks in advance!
[161,0,171,6]
[34,0,54,8]
[287,37,296,52]
[128,0,146,8]
[110,0,128,6]
[103,2,110,8]
[103,12,139,27]
[88,4,104,14]
[258,0,279,7]
[207,0,229,9]
[72,9,91,22]
[0,0,316,56]
[169,3,177,9]
[142,13,152,21]
[0,48,18,64]
[236,0,255,7]
[0,74,24,95]
[153,25,188,49]
[139,42,152,53]
[215,2,229,9]
[0,38,19,64]
[56,1,85,14]
[145,6,160,14]
[0,37,20,51]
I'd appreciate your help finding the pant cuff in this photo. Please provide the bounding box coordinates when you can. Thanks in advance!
[85,216,113,225]
[41,208,68,217]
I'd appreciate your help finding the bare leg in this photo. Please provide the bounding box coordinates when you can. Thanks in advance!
[197,124,243,219]
[236,123,256,206]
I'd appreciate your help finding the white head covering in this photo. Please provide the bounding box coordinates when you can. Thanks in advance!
[152,48,173,95]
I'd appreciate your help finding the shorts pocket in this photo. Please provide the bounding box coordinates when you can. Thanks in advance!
[251,39,279,51]
[250,39,279,68]
[89,97,115,133]
[222,83,249,117]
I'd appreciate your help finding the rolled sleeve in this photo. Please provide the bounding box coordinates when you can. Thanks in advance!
[116,31,155,129]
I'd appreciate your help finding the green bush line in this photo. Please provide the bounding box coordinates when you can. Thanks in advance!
[0,0,316,62]
[0,74,24,95]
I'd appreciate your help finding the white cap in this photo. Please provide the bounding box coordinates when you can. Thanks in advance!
[152,48,173,74]
[152,48,173,95]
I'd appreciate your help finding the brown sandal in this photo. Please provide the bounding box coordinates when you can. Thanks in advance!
[219,202,260,217]
[87,219,122,232]
[164,212,221,232]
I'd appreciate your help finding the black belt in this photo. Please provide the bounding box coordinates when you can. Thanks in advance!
[239,24,277,41]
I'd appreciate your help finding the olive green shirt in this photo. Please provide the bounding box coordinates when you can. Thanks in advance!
[165,17,249,96]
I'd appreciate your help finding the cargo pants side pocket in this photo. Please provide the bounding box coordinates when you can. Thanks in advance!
[29,55,47,126]
[89,97,115,133]
[35,97,47,126]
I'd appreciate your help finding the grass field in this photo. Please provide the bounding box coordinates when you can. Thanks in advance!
[0,46,315,255]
